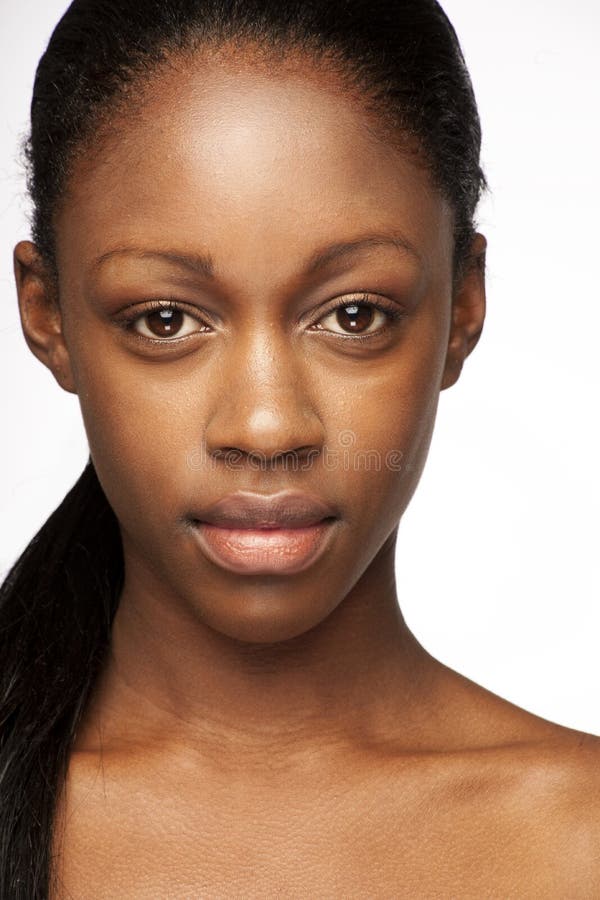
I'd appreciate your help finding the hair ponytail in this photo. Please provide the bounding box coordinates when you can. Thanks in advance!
[0,458,123,898]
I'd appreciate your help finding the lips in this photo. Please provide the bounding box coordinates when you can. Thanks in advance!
[189,490,339,575]
[192,490,338,530]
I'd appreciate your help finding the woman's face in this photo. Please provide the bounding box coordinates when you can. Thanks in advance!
[18,50,485,643]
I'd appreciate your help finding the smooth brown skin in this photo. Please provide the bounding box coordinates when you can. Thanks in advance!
[14,47,600,898]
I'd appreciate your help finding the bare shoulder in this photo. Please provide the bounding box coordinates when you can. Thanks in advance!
[396,665,600,894]
[432,727,599,896]
[455,719,600,895]
[502,728,600,894]
[531,727,600,834]
[513,726,600,822]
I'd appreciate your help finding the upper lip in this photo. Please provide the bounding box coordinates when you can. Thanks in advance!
[193,490,338,529]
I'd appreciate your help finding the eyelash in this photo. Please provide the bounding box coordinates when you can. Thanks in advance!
[117,293,405,347]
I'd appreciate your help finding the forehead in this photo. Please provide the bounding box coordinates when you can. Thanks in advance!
[55,51,453,287]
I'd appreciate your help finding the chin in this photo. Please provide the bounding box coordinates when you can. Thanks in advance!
[198,591,337,646]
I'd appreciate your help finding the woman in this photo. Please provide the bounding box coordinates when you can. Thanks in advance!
[1,0,598,896]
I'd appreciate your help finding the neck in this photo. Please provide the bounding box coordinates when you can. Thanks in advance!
[75,530,440,765]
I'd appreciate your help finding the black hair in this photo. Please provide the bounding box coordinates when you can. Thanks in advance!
[0,461,123,898]
[2,1,486,895]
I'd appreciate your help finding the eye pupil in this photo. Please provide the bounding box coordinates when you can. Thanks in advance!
[336,303,374,333]
[147,308,184,337]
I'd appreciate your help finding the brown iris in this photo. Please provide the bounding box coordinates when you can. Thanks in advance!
[336,303,374,334]
[146,308,185,338]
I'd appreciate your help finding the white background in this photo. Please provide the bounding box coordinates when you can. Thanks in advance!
[1,1,598,734]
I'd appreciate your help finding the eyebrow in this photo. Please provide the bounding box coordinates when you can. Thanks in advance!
[90,230,419,279]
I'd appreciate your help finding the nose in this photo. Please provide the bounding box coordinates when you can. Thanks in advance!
[203,329,326,468]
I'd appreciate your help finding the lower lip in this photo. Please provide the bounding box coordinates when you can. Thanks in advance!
[191,519,337,575]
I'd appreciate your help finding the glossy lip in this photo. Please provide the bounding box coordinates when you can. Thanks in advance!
[189,490,339,575]
[190,489,338,529]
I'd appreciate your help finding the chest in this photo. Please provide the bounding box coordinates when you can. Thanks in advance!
[51,763,572,898]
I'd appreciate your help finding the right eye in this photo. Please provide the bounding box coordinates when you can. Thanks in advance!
[121,300,211,342]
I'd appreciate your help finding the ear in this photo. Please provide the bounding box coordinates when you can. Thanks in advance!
[440,233,487,391]
[13,240,77,394]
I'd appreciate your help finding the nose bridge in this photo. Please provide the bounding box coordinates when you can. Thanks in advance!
[204,320,324,460]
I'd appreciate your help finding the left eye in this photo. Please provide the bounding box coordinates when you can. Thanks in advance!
[315,300,392,336]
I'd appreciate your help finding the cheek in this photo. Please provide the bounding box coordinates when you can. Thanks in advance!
[324,321,446,534]
[71,339,205,531]
[339,399,435,533]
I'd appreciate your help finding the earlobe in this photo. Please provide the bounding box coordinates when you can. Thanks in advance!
[440,233,487,391]
[13,240,78,394]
